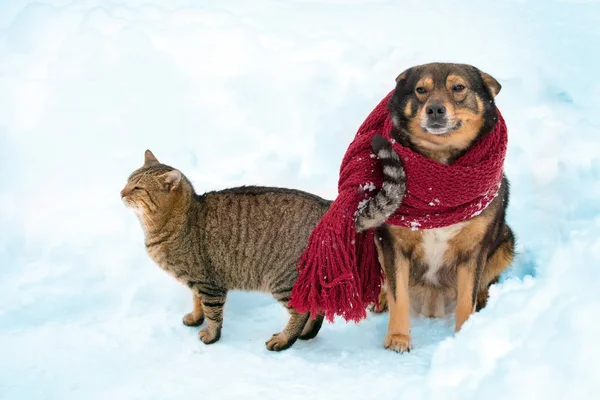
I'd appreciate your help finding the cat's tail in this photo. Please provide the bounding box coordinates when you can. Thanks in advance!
[355,134,406,232]
[298,314,324,340]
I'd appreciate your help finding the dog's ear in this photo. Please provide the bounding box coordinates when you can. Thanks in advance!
[395,68,410,84]
[479,70,501,98]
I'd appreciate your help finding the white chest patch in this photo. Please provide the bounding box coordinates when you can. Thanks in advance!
[422,222,466,285]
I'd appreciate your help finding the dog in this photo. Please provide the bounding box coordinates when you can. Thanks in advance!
[360,62,515,353]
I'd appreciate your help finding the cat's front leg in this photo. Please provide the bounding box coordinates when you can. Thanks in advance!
[199,295,226,344]
[188,282,227,345]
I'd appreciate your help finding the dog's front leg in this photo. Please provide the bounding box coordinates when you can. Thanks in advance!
[455,264,478,332]
[382,254,412,352]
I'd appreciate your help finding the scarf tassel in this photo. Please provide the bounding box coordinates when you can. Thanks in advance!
[289,207,382,323]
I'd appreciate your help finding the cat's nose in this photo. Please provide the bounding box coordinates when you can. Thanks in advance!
[120,189,129,198]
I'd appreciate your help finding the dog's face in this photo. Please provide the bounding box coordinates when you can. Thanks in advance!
[388,63,500,154]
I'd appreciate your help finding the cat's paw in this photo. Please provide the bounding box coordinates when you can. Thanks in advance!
[199,327,221,344]
[265,332,294,352]
[182,312,204,327]
[384,333,412,354]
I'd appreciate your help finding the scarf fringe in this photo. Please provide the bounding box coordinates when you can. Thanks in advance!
[289,206,381,323]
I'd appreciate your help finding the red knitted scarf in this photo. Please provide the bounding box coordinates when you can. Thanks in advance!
[289,90,508,323]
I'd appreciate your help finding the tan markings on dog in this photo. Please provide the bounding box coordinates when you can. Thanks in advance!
[455,266,476,332]
[389,225,424,260]
[479,226,515,291]
[410,94,486,164]
[449,104,484,146]
[398,68,492,164]
[404,99,413,118]
[415,76,434,102]
[447,212,491,254]
[375,234,412,353]
[384,253,411,353]
[449,208,496,331]
[401,128,458,164]
[407,114,474,164]
[480,71,501,97]
[447,74,469,102]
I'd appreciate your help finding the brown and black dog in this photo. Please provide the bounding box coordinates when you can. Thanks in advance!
[358,63,515,353]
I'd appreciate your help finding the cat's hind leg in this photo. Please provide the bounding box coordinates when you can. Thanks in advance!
[188,282,227,345]
[182,294,205,327]
[266,292,310,351]
[299,314,324,340]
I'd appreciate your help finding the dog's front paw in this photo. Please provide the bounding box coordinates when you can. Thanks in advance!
[182,312,204,327]
[199,327,221,344]
[384,333,412,354]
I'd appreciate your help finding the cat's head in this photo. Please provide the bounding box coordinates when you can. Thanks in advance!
[120,150,190,220]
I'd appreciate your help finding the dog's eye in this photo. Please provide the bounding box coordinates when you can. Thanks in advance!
[452,84,466,92]
[415,87,427,94]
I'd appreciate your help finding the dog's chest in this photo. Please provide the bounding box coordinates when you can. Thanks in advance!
[420,222,466,285]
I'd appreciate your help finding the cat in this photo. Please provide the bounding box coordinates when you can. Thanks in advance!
[121,150,330,351]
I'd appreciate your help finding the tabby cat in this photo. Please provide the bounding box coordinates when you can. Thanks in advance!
[121,150,330,351]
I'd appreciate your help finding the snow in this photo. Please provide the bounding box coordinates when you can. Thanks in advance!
[360,182,377,192]
[1,0,600,399]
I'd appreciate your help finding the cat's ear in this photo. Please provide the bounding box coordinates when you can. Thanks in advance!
[144,150,160,166]
[162,170,182,191]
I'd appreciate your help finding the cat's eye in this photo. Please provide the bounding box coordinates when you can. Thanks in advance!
[133,186,142,191]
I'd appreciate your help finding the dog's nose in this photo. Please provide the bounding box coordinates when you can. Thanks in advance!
[426,104,446,120]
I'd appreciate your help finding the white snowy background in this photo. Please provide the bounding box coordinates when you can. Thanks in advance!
[1,0,599,399]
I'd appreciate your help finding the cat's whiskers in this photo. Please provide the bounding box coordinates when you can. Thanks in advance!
[140,211,159,232]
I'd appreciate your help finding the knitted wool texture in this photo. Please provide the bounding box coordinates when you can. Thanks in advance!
[289,90,508,323]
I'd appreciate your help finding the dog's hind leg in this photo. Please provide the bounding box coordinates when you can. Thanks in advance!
[476,225,515,311]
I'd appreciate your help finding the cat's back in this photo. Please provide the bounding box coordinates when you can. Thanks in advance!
[202,186,330,231]
[198,186,331,289]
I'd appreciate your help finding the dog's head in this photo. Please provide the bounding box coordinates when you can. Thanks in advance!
[388,63,500,157]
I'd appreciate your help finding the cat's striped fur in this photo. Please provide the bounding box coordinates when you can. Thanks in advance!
[121,150,329,351]
[355,134,406,232]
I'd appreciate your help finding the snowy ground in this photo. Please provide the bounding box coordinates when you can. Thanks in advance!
[1,0,600,399]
